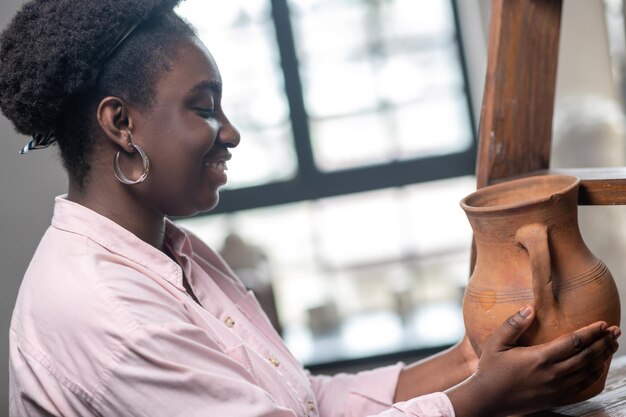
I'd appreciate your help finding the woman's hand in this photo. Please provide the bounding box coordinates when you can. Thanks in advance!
[446,306,620,417]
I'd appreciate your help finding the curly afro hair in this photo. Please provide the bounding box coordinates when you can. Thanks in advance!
[0,0,196,185]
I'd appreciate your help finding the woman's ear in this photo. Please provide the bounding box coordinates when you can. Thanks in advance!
[96,96,134,151]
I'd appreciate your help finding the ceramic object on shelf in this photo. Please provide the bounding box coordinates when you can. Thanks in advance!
[461,175,620,402]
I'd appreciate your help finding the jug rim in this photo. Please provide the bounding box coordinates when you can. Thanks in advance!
[460,174,580,213]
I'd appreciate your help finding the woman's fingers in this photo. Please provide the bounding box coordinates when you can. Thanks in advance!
[488,306,535,350]
[523,322,620,395]
[554,334,618,384]
[561,363,607,399]
[539,321,610,362]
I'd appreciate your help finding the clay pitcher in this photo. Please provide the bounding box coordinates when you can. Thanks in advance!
[461,175,620,402]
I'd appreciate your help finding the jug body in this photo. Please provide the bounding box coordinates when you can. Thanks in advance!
[461,175,620,402]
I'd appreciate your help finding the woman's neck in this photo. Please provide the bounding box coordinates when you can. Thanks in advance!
[67,180,167,251]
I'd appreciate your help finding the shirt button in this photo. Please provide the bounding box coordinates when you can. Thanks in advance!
[268,356,280,367]
[224,316,235,328]
[307,400,316,412]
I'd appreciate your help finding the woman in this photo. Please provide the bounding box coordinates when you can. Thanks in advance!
[1,0,619,416]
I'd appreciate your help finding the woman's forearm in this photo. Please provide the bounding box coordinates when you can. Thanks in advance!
[394,336,477,402]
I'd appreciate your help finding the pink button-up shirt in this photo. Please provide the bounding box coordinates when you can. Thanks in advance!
[9,196,455,417]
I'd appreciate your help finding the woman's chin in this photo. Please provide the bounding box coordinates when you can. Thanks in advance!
[165,194,219,218]
[194,194,220,215]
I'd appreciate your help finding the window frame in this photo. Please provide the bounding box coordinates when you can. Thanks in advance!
[177,0,478,367]
[195,0,477,216]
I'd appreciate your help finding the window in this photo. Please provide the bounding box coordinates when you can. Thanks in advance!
[175,0,476,366]
[291,0,472,171]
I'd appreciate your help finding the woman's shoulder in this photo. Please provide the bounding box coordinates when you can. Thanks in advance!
[14,223,194,346]
[11,225,204,402]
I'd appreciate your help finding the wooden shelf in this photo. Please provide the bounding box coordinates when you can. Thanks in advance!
[495,168,626,205]
[506,168,626,206]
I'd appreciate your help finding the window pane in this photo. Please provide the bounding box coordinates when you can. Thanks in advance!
[315,189,406,268]
[311,88,471,171]
[310,113,394,171]
[396,91,472,159]
[381,0,455,39]
[176,0,298,188]
[176,176,475,364]
[302,59,378,118]
[377,47,465,106]
[290,0,473,172]
[226,125,298,188]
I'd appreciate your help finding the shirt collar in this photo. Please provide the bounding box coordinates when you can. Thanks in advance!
[50,195,187,289]
[163,219,194,279]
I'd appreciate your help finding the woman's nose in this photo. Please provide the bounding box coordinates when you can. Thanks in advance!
[219,116,241,148]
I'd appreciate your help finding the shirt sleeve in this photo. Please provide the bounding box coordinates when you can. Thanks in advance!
[308,363,455,417]
[368,394,456,417]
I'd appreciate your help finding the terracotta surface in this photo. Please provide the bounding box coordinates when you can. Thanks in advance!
[461,175,621,402]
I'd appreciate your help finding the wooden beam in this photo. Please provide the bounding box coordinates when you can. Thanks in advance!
[476,0,563,188]
[525,168,626,205]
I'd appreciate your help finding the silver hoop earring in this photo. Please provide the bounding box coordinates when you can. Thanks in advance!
[113,139,150,185]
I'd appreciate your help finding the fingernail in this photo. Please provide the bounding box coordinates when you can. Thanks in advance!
[614,328,622,338]
[519,306,532,318]
[601,322,608,331]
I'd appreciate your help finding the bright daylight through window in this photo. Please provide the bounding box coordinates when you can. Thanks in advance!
[175,0,476,366]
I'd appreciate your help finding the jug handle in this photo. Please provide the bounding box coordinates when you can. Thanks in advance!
[515,223,557,311]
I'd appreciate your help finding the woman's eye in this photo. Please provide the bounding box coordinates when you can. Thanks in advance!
[195,107,217,119]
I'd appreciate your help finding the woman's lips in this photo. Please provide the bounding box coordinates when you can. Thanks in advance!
[204,159,229,184]
[204,151,231,184]
[205,160,228,171]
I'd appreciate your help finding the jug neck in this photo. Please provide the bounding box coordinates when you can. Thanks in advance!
[465,186,580,244]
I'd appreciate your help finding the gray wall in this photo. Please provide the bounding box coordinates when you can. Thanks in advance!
[0,0,622,412]
[0,0,68,410]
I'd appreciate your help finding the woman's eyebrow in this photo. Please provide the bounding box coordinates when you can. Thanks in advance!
[188,80,222,96]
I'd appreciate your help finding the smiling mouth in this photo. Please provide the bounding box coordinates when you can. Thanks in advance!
[205,160,228,172]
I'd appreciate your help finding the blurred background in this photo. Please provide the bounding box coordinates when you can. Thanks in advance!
[2,0,626,409]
